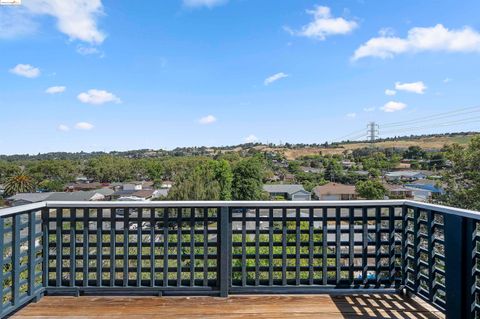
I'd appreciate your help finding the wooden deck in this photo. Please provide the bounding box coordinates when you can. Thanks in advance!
[12,295,444,319]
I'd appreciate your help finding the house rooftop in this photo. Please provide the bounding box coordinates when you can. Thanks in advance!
[312,182,356,196]
[262,184,306,195]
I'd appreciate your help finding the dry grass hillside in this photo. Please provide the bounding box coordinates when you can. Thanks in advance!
[259,133,479,160]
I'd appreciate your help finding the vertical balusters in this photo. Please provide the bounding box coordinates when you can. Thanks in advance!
[150,208,155,288]
[295,208,301,286]
[268,208,274,286]
[55,209,62,287]
[163,208,169,287]
[335,208,341,286]
[70,209,76,288]
[96,208,102,287]
[308,208,314,285]
[137,208,142,287]
[28,211,36,297]
[254,208,260,286]
[375,207,381,287]
[281,208,287,286]
[322,208,328,286]
[110,208,116,287]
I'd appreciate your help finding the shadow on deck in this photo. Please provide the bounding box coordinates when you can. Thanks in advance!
[12,294,444,318]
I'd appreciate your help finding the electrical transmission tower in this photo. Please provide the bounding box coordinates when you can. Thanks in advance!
[367,122,379,143]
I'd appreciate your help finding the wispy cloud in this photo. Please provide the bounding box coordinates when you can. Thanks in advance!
[74,122,94,130]
[443,78,453,83]
[385,89,396,96]
[46,86,66,94]
[363,107,375,112]
[76,45,104,57]
[9,64,40,78]
[57,124,70,132]
[285,5,357,40]
[353,24,480,60]
[77,89,121,105]
[264,72,288,85]
[244,134,258,143]
[381,101,407,113]
[395,81,427,94]
[198,115,217,125]
[183,0,227,8]
[346,112,357,118]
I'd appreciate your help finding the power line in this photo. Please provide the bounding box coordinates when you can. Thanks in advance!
[382,105,480,128]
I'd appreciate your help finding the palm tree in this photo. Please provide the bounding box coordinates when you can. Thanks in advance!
[4,175,35,197]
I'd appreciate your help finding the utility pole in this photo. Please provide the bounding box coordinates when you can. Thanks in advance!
[367,122,379,144]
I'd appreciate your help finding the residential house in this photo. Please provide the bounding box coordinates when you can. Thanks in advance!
[383,184,413,199]
[384,171,427,182]
[160,181,173,189]
[280,173,295,183]
[6,189,113,206]
[118,189,168,201]
[0,184,5,197]
[405,179,444,202]
[67,182,105,192]
[300,166,322,174]
[312,183,357,200]
[262,184,311,201]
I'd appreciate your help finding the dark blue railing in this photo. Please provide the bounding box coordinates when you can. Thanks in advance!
[0,200,478,318]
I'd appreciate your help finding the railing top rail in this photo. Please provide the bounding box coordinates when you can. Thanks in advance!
[42,199,406,208]
[405,200,480,220]
[1,200,480,220]
[0,202,46,217]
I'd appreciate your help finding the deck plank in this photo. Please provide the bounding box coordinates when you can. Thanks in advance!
[12,295,444,319]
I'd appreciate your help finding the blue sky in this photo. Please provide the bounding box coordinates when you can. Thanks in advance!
[1,0,480,154]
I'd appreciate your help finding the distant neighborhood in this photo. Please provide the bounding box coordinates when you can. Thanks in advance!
[0,142,447,207]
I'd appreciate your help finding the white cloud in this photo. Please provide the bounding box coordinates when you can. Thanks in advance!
[77,89,121,105]
[381,101,407,113]
[363,107,375,112]
[443,78,452,83]
[76,45,103,56]
[183,0,227,8]
[74,122,94,130]
[353,24,480,60]
[244,134,258,143]
[346,112,356,118]
[395,81,427,94]
[57,124,70,131]
[23,0,106,44]
[0,9,37,39]
[46,86,66,94]
[198,115,217,125]
[385,89,396,96]
[286,5,357,40]
[264,72,288,85]
[9,64,40,78]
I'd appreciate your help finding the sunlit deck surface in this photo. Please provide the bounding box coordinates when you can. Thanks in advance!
[13,295,443,319]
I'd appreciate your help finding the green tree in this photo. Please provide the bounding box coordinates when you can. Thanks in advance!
[441,137,480,210]
[232,158,265,200]
[0,161,21,184]
[210,160,233,200]
[356,179,386,200]
[84,156,134,182]
[4,174,35,196]
[404,146,427,160]
[167,161,221,200]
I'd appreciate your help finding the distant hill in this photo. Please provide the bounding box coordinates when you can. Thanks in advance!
[1,132,478,161]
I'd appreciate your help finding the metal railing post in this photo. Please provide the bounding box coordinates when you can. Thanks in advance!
[443,214,475,318]
[218,205,231,297]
